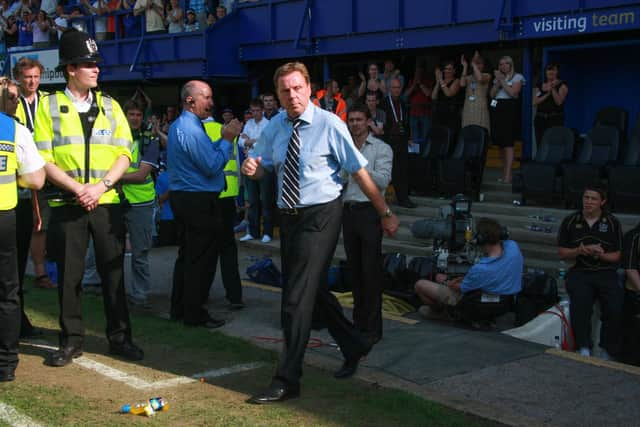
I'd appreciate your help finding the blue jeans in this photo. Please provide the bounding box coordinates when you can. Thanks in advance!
[247,170,275,237]
[410,115,431,145]
[124,204,154,302]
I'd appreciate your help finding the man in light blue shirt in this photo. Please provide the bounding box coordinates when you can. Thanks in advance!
[415,217,523,318]
[243,62,400,404]
[167,80,242,329]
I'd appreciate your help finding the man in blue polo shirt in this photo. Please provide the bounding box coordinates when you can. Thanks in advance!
[415,217,523,318]
[167,80,242,329]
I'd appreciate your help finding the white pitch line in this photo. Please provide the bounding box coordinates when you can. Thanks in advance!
[0,402,45,427]
[22,341,265,390]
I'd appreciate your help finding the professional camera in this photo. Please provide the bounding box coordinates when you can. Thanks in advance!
[410,194,473,252]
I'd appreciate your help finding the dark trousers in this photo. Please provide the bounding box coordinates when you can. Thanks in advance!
[47,204,131,348]
[169,191,222,324]
[621,289,640,366]
[389,135,409,202]
[218,197,243,304]
[247,171,275,237]
[275,198,366,386]
[342,203,383,341]
[566,270,623,355]
[0,210,20,376]
[16,198,34,333]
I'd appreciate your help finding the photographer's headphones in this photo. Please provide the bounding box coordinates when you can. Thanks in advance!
[473,226,509,246]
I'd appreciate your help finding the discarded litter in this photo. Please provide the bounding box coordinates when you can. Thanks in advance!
[121,397,169,417]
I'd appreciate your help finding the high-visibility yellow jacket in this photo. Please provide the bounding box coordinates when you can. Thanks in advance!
[204,120,239,199]
[122,129,157,205]
[0,113,18,211]
[15,90,48,131]
[34,91,132,206]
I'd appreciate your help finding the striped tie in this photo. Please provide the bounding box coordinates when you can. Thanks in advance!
[281,119,302,209]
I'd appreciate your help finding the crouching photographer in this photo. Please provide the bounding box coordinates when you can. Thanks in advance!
[414,217,523,322]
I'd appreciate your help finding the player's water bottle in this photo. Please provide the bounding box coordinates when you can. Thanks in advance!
[121,397,169,417]
[557,261,567,288]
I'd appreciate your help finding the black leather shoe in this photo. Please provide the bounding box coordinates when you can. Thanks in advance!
[185,317,226,329]
[229,301,245,310]
[45,346,83,367]
[20,326,44,339]
[109,341,144,361]
[0,371,15,382]
[334,358,359,379]
[247,383,300,404]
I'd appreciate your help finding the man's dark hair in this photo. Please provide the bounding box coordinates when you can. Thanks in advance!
[583,185,607,202]
[249,98,263,109]
[475,217,502,246]
[347,102,371,120]
[261,92,275,99]
[123,99,144,114]
[365,90,380,100]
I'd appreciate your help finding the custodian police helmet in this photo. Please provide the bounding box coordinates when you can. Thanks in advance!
[56,30,102,71]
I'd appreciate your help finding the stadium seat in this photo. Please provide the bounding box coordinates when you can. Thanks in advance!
[594,106,628,147]
[562,125,620,208]
[409,126,451,195]
[520,126,574,206]
[608,124,640,212]
[436,125,488,200]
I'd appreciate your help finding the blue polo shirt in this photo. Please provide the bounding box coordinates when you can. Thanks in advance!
[251,102,367,208]
[167,110,233,192]
[460,240,523,295]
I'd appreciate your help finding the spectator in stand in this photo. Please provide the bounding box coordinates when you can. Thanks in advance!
[134,0,165,34]
[184,8,199,32]
[3,14,18,49]
[221,106,234,124]
[205,11,215,26]
[17,9,33,48]
[161,104,178,133]
[215,4,225,19]
[243,107,252,122]
[489,56,525,184]
[358,62,385,100]
[262,92,279,120]
[365,91,385,137]
[404,62,433,145]
[165,0,184,33]
[1,0,13,18]
[53,4,70,41]
[382,59,404,95]
[122,0,142,37]
[343,102,393,347]
[68,6,88,33]
[533,63,568,147]
[415,218,523,320]
[341,75,359,109]
[313,79,347,122]
[32,10,51,48]
[558,186,623,360]
[155,164,177,246]
[238,98,272,243]
[105,0,123,40]
[82,0,108,40]
[187,0,206,28]
[460,51,491,132]
[431,59,462,139]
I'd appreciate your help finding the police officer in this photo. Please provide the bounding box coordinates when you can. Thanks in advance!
[0,110,46,382]
[33,30,144,367]
[204,117,244,309]
[119,99,160,309]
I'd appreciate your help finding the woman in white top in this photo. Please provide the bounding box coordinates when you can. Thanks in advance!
[32,10,50,48]
[165,0,183,33]
[489,55,525,184]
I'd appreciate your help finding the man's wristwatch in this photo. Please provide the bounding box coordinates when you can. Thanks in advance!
[381,207,393,218]
[102,178,114,190]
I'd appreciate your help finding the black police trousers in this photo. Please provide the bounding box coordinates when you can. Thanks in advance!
[0,210,20,376]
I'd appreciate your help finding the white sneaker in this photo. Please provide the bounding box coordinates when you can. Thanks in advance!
[239,234,254,242]
[261,235,272,243]
[578,347,591,357]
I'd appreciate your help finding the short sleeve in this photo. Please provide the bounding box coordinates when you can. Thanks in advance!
[557,215,575,248]
[460,266,483,293]
[141,139,160,168]
[328,118,367,174]
[16,123,45,175]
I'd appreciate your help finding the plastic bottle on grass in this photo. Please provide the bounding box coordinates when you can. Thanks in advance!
[121,397,169,417]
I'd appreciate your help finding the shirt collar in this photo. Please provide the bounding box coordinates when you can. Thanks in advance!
[64,87,93,106]
[364,133,376,145]
[288,101,315,126]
